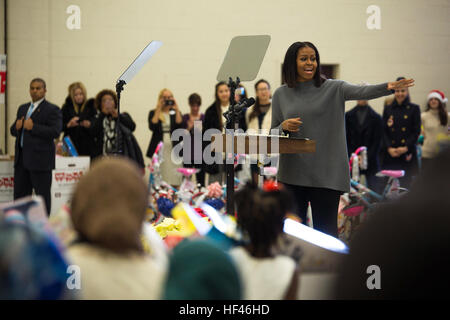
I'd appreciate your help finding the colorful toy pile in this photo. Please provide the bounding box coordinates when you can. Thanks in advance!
[146,142,241,247]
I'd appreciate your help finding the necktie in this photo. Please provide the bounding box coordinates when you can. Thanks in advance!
[20,103,35,147]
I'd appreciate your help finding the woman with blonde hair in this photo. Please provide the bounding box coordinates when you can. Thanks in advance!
[61,82,96,156]
[147,88,183,186]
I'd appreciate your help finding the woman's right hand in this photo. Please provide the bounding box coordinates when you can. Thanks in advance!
[388,147,400,158]
[67,116,80,128]
[281,117,302,132]
[156,97,165,111]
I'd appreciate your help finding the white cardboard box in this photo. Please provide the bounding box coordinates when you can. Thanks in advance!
[55,156,90,170]
[51,156,90,215]
[0,156,15,203]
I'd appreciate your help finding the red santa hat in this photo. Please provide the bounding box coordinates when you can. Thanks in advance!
[427,90,448,104]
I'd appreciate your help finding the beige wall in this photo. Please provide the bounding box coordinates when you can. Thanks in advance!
[5,0,450,158]
[0,0,5,153]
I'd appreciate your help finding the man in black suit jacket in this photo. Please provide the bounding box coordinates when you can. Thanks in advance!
[345,99,383,194]
[10,78,62,214]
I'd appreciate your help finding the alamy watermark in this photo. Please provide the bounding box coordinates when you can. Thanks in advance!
[167,121,282,167]
[66,265,81,290]
[366,265,381,290]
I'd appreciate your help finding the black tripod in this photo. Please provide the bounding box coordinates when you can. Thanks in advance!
[112,79,125,155]
[223,77,252,215]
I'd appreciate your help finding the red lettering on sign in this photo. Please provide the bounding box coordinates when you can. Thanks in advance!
[54,171,84,183]
[0,177,14,188]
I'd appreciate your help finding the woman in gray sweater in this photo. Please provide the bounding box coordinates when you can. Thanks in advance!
[271,41,414,237]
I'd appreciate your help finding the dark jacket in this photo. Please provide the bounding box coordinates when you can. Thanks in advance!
[119,123,145,169]
[10,99,62,171]
[182,113,205,165]
[381,96,421,168]
[203,102,247,174]
[345,105,383,175]
[90,111,136,159]
[61,96,97,157]
[146,109,183,158]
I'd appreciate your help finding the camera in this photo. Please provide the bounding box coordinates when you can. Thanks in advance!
[164,99,175,106]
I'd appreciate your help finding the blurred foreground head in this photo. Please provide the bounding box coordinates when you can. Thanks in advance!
[0,222,70,299]
[335,147,450,299]
[70,157,147,254]
[163,239,242,300]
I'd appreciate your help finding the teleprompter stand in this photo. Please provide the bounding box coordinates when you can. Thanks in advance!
[114,40,163,154]
[216,35,271,215]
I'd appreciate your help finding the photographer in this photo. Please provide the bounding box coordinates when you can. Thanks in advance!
[90,89,139,163]
[146,88,183,187]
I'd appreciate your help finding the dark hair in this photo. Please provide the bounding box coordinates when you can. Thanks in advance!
[214,81,229,130]
[235,182,294,257]
[30,78,46,89]
[249,79,271,122]
[426,99,448,126]
[282,42,325,88]
[334,148,450,299]
[214,81,228,104]
[95,89,118,112]
[236,84,248,100]
[188,93,202,107]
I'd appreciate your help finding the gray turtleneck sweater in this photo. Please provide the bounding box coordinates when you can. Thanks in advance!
[271,79,392,192]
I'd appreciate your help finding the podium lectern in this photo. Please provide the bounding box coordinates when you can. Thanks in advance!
[212,134,316,154]
[211,133,316,213]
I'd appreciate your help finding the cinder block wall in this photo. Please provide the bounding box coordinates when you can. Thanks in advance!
[5,0,450,158]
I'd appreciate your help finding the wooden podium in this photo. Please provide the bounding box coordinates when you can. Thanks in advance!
[212,133,316,154]
[211,133,316,214]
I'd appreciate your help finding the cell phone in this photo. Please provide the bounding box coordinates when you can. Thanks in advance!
[164,100,175,106]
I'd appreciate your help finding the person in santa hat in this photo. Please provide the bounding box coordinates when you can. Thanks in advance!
[421,90,449,171]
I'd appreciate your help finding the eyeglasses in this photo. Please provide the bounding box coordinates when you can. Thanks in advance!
[256,87,269,92]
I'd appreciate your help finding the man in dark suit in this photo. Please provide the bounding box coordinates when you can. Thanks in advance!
[345,98,383,194]
[10,78,62,215]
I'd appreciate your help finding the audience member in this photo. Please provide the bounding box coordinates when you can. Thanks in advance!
[345,91,383,193]
[90,89,143,168]
[67,157,165,299]
[230,181,300,299]
[420,89,449,171]
[235,84,248,103]
[163,239,242,300]
[0,221,72,299]
[334,147,450,299]
[61,82,97,157]
[381,77,421,189]
[182,93,205,186]
[203,82,246,184]
[245,79,274,184]
[147,89,184,187]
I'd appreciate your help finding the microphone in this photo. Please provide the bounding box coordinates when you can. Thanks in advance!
[233,97,255,113]
[222,97,256,124]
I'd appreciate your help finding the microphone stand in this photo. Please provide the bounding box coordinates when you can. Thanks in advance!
[225,77,239,216]
[114,79,126,155]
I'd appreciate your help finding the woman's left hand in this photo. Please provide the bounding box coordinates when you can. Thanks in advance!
[80,120,91,128]
[387,78,415,91]
[172,99,179,112]
[110,108,118,118]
